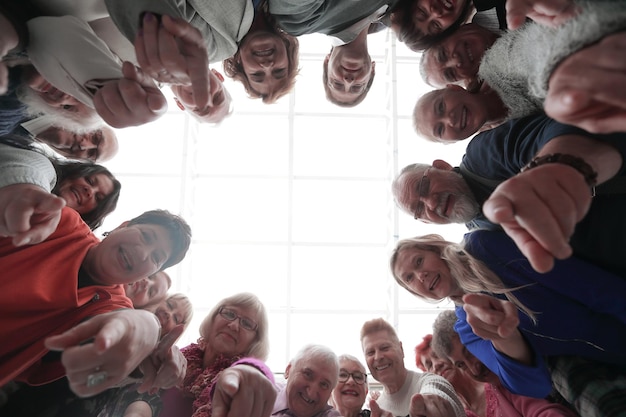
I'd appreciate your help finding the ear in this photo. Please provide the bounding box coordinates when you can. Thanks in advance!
[284,363,292,379]
[432,159,453,171]
[400,341,405,358]
[371,60,376,75]
[324,55,330,65]
[211,68,225,82]
[466,78,482,93]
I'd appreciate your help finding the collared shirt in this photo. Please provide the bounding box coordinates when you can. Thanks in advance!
[329,6,389,46]
[272,382,342,417]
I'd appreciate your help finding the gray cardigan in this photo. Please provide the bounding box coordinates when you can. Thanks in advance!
[478,0,626,119]
[0,142,56,191]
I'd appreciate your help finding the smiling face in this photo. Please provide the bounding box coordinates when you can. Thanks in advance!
[423,23,498,88]
[362,330,405,387]
[420,346,457,382]
[324,48,375,105]
[57,174,115,214]
[83,223,174,286]
[124,271,170,308]
[39,127,117,162]
[238,31,289,97]
[207,304,258,356]
[394,162,479,224]
[285,354,337,417]
[415,86,488,142]
[154,295,191,334]
[412,0,467,36]
[171,69,232,124]
[393,247,461,301]
[331,358,368,414]
[447,335,500,385]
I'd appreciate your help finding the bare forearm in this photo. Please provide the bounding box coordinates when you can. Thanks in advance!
[537,134,622,184]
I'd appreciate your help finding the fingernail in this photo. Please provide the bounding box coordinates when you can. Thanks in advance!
[144,12,154,21]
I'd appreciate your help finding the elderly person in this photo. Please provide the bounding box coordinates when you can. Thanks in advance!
[330,354,371,417]
[430,312,581,417]
[131,292,276,417]
[392,113,626,275]
[390,232,626,401]
[360,318,464,417]
[273,344,339,417]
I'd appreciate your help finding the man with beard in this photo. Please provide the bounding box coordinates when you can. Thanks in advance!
[1,64,119,162]
[392,113,626,275]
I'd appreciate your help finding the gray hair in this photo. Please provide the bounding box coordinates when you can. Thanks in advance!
[200,292,270,360]
[431,310,459,358]
[391,163,431,210]
[290,344,339,384]
[337,354,367,374]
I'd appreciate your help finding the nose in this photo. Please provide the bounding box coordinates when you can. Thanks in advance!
[343,72,355,82]
[56,94,81,107]
[433,361,444,374]
[259,60,273,69]
[430,0,444,16]
[227,318,241,330]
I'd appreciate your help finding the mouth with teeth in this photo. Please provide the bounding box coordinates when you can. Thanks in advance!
[299,392,315,405]
[341,389,360,397]
[119,247,132,272]
[253,48,274,57]
[428,274,440,293]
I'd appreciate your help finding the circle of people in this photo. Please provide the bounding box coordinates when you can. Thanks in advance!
[1,0,625,417]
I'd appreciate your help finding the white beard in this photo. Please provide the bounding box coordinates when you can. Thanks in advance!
[17,85,102,133]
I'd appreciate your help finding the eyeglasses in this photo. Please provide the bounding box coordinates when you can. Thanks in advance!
[338,370,367,385]
[413,168,431,219]
[218,307,258,332]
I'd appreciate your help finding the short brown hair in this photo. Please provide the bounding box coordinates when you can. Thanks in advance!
[360,317,400,345]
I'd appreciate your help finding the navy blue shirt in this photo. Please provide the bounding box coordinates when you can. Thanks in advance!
[460,113,626,276]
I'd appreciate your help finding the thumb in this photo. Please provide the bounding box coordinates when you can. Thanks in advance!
[369,399,381,417]
[122,61,168,114]
[483,195,515,224]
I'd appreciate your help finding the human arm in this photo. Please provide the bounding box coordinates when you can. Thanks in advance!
[483,133,622,272]
[369,399,393,417]
[462,294,533,365]
[93,61,168,128]
[545,31,626,134]
[505,0,579,30]
[412,373,465,417]
[137,324,187,394]
[0,183,66,246]
[123,400,153,417]
[44,309,160,397]
[212,363,278,417]
[134,13,211,111]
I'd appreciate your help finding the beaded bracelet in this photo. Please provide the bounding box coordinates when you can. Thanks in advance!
[521,153,598,187]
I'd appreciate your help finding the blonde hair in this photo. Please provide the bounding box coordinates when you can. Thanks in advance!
[389,234,536,322]
[168,293,194,331]
[199,292,270,360]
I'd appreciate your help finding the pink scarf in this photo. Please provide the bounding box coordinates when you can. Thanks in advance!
[181,339,242,417]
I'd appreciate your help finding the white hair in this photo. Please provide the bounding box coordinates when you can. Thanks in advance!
[17,85,104,133]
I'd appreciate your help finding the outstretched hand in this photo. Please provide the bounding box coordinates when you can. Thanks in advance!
[45,310,160,397]
[212,364,277,417]
[483,163,591,272]
[137,324,187,394]
[409,393,456,417]
[545,32,626,134]
[505,0,579,30]
[463,293,533,364]
[135,13,211,111]
[0,184,66,246]
[93,61,168,128]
